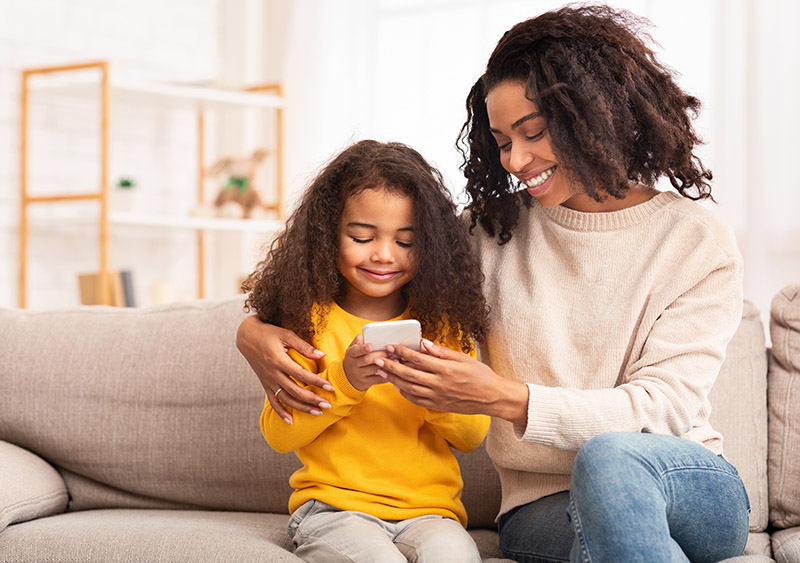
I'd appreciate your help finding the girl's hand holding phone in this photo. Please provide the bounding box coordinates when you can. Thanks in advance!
[343,334,392,391]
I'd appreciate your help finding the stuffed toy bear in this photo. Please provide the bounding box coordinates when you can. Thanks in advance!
[203,148,270,219]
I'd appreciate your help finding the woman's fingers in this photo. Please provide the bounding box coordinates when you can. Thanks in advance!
[236,317,333,423]
[384,342,468,375]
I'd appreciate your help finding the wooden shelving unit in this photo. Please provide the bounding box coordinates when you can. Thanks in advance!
[18,61,284,307]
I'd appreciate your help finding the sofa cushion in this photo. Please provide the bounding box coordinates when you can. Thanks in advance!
[772,526,800,563]
[707,299,769,532]
[0,509,300,563]
[455,442,502,528]
[769,284,800,529]
[0,441,68,532]
[0,298,300,513]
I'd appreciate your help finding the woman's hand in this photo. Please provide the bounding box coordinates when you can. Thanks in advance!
[236,316,334,424]
[376,340,529,426]
[343,335,391,391]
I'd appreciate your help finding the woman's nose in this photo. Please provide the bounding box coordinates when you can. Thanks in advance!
[509,144,533,173]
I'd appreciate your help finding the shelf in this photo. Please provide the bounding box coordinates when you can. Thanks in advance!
[19,60,285,307]
[109,212,282,234]
[29,72,283,110]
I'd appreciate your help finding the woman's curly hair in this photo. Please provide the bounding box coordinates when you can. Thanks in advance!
[243,140,488,353]
[457,4,713,243]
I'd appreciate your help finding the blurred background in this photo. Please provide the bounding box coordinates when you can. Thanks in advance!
[1,0,797,329]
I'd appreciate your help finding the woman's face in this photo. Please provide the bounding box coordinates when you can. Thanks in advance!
[486,80,584,209]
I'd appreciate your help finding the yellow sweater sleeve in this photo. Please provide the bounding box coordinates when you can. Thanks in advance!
[260,351,367,453]
[424,410,490,452]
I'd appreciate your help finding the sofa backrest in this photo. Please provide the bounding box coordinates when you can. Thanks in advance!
[0,295,771,531]
[768,284,800,530]
[707,299,769,532]
[0,298,301,514]
[0,297,504,527]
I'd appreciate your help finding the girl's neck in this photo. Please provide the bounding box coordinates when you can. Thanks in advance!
[336,292,408,321]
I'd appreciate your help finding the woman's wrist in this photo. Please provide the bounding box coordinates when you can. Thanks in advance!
[489,378,530,427]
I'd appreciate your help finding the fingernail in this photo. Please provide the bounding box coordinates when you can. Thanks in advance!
[313,349,326,357]
[319,401,332,409]
[375,358,385,367]
[323,384,335,392]
[283,417,293,425]
[311,409,323,416]
[377,369,387,378]
[423,338,434,347]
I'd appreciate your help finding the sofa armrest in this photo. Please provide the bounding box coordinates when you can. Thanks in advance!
[0,440,68,532]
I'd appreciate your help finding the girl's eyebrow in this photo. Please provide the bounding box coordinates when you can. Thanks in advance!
[346,222,414,232]
[489,111,542,133]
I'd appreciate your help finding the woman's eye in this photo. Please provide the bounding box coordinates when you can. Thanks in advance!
[351,237,371,244]
[497,141,511,152]
[396,241,413,248]
[526,129,546,141]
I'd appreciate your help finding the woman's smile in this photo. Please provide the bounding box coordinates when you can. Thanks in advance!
[521,165,557,195]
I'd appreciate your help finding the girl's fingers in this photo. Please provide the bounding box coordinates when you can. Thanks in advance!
[346,335,374,359]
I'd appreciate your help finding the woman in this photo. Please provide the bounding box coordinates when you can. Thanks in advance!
[237,5,749,561]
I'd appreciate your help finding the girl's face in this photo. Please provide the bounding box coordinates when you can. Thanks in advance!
[336,186,416,320]
[486,80,588,210]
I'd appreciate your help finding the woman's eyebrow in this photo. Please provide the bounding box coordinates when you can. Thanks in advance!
[489,112,542,133]
[346,222,415,233]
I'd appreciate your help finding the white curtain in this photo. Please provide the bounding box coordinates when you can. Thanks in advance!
[278,0,800,325]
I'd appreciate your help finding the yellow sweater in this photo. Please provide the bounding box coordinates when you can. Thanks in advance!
[260,303,489,527]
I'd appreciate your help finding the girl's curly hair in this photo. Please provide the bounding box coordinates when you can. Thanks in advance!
[457,4,713,243]
[243,140,488,353]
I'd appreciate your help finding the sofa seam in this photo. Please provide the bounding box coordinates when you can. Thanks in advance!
[0,489,67,518]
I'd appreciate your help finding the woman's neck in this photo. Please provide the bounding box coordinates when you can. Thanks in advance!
[561,184,661,213]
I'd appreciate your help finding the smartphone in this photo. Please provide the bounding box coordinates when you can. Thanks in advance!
[362,319,422,351]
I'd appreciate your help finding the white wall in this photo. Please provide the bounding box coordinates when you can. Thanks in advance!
[2,0,798,323]
[0,0,221,309]
[279,0,800,330]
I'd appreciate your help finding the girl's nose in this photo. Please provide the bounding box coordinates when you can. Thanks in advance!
[372,242,395,263]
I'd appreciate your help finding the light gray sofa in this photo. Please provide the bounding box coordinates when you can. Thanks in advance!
[1,285,799,562]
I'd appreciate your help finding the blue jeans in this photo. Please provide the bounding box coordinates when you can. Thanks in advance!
[498,433,750,562]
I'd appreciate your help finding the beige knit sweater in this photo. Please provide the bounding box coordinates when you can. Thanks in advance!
[469,191,744,518]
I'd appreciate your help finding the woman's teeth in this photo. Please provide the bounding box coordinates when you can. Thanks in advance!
[524,167,555,188]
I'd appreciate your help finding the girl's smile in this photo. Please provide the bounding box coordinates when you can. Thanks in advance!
[359,268,402,282]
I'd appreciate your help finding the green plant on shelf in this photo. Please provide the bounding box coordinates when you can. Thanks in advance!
[116,177,137,189]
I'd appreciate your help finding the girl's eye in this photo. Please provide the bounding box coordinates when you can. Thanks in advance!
[497,141,511,152]
[396,241,413,248]
[351,237,371,244]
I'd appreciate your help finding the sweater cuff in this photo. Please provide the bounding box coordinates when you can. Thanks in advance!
[514,383,562,446]
[327,360,367,401]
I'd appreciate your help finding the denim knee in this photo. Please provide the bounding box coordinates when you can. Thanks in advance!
[571,432,639,483]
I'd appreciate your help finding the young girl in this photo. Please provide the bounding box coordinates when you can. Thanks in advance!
[242,140,490,563]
